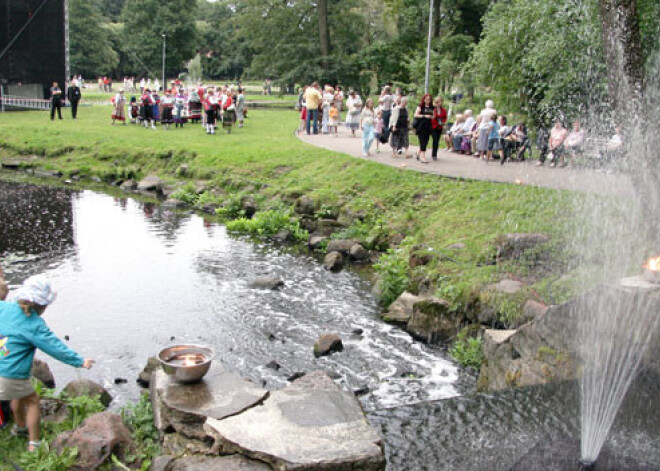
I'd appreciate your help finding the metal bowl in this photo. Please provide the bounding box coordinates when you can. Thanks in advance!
[157,344,214,383]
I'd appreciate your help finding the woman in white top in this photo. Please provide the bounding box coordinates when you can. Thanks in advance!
[345,90,363,137]
[111,89,127,125]
[322,86,335,134]
[360,98,376,156]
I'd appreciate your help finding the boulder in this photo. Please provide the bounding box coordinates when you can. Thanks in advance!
[326,239,356,255]
[406,297,459,344]
[120,179,138,191]
[33,169,62,178]
[205,371,385,470]
[1,160,22,169]
[381,292,423,324]
[63,379,112,407]
[250,277,285,290]
[40,397,69,423]
[313,333,344,358]
[150,363,269,439]
[308,235,327,250]
[315,219,347,237]
[137,356,162,387]
[176,164,189,177]
[323,252,343,271]
[447,242,466,250]
[52,412,135,470]
[490,279,525,294]
[150,455,174,471]
[300,216,317,232]
[168,455,272,471]
[240,196,257,218]
[32,358,55,388]
[479,276,660,392]
[272,229,292,243]
[496,233,550,260]
[520,300,548,326]
[137,175,165,193]
[294,196,315,215]
[349,243,369,261]
[409,250,436,268]
[163,199,188,210]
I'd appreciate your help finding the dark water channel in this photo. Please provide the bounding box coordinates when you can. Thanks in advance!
[1,180,658,470]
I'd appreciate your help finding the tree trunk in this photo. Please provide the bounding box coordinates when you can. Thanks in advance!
[318,0,331,73]
[597,0,643,115]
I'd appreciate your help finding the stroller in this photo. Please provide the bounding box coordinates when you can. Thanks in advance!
[503,124,532,161]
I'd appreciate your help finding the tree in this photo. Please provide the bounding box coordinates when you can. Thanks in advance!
[99,0,125,22]
[69,0,118,77]
[120,0,198,78]
[196,0,252,80]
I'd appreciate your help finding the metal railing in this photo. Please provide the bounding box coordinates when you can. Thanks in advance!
[0,95,51,112]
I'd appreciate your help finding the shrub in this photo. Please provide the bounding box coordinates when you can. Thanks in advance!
[451,331,484,369]
[215,193,246,219]
[375,248,409,307]
[226,209,308,242]
[120,392,160,469]
[171,183,200,205]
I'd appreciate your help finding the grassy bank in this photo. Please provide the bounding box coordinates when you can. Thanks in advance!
[0,106,572,318]
[0,389,157,471]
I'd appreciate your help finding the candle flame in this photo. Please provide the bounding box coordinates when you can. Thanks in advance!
[182,354,199,366]
[645,256,660,272]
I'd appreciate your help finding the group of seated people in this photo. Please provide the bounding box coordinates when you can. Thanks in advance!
[536,120,624,168]
[444,101,624,168]
[444,101,531,165]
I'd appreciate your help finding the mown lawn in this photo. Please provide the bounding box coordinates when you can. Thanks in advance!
[0,105,572,311]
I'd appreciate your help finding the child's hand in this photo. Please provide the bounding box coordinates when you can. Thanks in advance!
[82,359,95,369]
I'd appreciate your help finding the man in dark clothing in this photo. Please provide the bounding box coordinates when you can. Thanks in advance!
[67,82,82,119]
[50,82,63,120]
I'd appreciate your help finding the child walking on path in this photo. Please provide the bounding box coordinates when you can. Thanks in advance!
[0,276,94,452]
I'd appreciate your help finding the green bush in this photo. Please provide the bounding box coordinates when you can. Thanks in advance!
[215,193,246,219]
[226,209,308,242]
[451,332,484,369]
[120,392,160,469]
[17,443,78,471]
[375,248,409,307]
[171,183,200,205]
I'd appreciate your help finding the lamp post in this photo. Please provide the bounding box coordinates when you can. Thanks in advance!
[161,34,166,91]
[424,0,434,95]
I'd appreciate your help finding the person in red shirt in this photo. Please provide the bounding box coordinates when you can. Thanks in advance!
[222,90,235,134]
[430,97,448,160]
[204,88,218,135]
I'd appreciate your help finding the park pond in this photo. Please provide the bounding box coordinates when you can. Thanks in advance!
[1,179,659,470]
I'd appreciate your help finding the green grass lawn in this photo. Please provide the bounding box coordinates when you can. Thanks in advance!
[0,105,572,311]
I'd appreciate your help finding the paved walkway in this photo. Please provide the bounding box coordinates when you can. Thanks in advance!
[297,125,632,196]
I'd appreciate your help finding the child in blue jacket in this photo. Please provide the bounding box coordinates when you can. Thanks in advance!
[0,275,94,451]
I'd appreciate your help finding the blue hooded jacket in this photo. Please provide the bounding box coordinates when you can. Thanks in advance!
[0,301,83,379]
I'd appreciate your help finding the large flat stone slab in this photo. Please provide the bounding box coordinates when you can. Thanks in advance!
[169,455,273,471]
[206,371,385,470]
[151,363,269,438]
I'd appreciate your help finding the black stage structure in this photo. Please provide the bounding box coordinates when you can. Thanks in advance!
[0,0,68,99]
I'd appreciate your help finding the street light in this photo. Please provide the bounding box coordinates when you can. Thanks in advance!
[162,34,166,92]
[424,0,434,95]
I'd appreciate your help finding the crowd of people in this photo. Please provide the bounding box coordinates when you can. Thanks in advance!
[109,80,247,134]
[298,83,449,163]
[297,82,625,169]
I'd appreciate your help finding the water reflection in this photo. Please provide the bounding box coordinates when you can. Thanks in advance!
[0,182,76,281]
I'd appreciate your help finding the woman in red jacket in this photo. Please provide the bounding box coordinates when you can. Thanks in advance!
[430,97,448,160]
